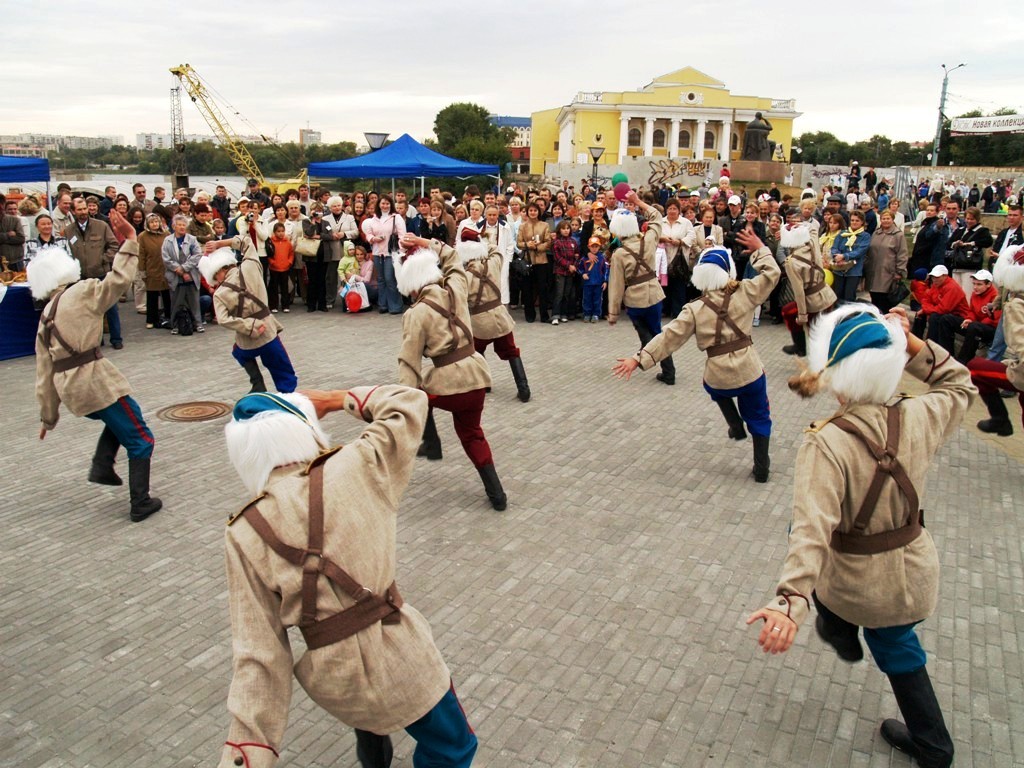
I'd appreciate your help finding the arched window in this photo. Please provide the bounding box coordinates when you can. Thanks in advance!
[704,130,716,150]
[628,128,642,147]
[653,129,666,148]
[731,133,739,151]
[679,129,691,149]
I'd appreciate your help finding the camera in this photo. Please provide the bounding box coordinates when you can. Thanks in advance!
[311,210,322,219]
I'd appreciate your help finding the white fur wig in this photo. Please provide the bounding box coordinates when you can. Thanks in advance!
[198,247,238,286]
[690,246,736,293]
[993,243,1024,294]
[225,392,331,496]
[395,247,442,297]
[456,238,489,265]
[806,303,908,404]
[779,223,811,249]
[26,245,82,300]
[608,209,640,240]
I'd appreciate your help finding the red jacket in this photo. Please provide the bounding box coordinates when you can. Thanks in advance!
[915,277,969,318]
[966,284,1000,327]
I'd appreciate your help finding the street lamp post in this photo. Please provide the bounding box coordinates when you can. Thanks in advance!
[363,131,389,193]
[588,145,604,188]
[932,63,965,167]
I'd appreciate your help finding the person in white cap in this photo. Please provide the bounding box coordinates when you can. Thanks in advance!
[719,194,750,275]
[909,264,969,352]
[968,244,1024,436]
[748,304,973,768]
[612,228,779,482]
[28,210,162,522]
[218,387,477,768]
[952,268,1000,364]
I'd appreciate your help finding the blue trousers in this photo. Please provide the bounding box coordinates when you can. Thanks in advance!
[704,373,772,437]
[104,303,122,345]
[86,395,154,459]
[231,337,298,393]
[627,302,675,380]
[815,594,927,674]
[403,683,478,768]
[988,314,1007,361]
[832,273,860,303]
[375,254,403,314]
[582,284,603,318]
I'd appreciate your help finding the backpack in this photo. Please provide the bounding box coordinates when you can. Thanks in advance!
[174,305,194,336]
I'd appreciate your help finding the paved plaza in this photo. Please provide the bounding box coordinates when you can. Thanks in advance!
[2,304,1023,768]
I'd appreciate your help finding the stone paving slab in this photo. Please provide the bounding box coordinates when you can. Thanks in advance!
[1,304,1022,767]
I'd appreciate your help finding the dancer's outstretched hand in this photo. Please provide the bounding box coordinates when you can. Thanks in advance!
[612,357,639,380]
[746,609,797,654]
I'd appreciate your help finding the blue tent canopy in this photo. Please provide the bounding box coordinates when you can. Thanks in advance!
[307,134,498,179]
[0,155,50,183]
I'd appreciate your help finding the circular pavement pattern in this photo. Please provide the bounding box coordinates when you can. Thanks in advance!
[155,400,233,423]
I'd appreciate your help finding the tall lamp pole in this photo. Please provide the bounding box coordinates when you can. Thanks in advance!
[932,63,964,168]
[363,132,389,193]
[588,145,605,188]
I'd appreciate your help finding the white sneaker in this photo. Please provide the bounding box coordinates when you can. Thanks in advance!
[752,316,760,327]
[551,318,559,325]
[197,325,205,333]
[271,309,278,314]
[283,308,290,313]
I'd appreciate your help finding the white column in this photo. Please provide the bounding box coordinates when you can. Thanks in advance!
[557,116,575,164]
[643,117,655,157]
[668,118,680,159]
[695,119,707,160]
[720,121,732,162]
[618,114,629,164]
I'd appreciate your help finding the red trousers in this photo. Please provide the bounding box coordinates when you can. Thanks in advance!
[968,359,1024,424]
[473,332,520,360]
[781,301,826,334]
[428,388,493,468]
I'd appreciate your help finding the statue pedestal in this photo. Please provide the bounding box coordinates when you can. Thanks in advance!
[730,160,786,183]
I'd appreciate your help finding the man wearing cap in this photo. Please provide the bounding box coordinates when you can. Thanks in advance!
[910,265,969,353]
[246,178,271,210]
[613,228,780,482]
[456,227,531,403]
[719,194,751,275]
[822,194,850,228]
[28,210,162,523]
[199,233,297,395]
[394,233,507,511]
[608,191,676,386]
[952,269,1000,364]
[969,244,1024,436]
[748,304,971,768]
[218,387,477,768]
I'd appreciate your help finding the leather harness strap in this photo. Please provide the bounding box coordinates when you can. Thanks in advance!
[221,265,271,321]
[699,292,753,358]
[42,287,104,373]
[619,240,657,287]
[466,260,503,315]
[238,458,402,650]
[791,251,828,296]
[828,405,924,555]
[419,284,476,367]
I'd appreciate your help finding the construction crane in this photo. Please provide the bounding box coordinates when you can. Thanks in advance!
[169,85,189,190]
[169,63,306,191]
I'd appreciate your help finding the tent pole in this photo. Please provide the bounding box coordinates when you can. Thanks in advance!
[391,178,395,196]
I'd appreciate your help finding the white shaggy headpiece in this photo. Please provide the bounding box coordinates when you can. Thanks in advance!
[608,209,640,240]
[26,245,81,300]
[198,248,238,286]
[225,393,331,496]
[780,223,811,249]
[806,304,908,404]
[456,238,489,264]
[993,244,1024,294]
[690,246,736,293]
[395,247,443,296]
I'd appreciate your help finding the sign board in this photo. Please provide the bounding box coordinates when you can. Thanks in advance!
[950,114,1024,136]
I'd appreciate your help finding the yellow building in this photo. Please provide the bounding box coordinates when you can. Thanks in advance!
[530,67,801,175]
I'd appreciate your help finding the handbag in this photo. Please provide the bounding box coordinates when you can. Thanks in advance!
[668,252,691,282]
[949,245,983,270]
[296,235,320,258]
[510,255,530,279]
[887,278,910,306]
[386,216,401,254]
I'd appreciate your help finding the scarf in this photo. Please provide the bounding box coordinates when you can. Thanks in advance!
[840,227,864,249]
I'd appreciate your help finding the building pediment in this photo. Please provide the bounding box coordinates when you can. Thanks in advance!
[645,67,726,90]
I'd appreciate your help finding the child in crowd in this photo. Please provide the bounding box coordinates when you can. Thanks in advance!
[350,244,377,311]
[570,216,583,250]
[268,222,294,313]
[552,219,579,324]
[579,236,608,323]
[212,217,226,238]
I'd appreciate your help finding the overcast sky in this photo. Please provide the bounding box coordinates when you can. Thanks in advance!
[6,2,1022,148]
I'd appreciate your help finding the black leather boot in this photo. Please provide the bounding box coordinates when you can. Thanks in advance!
[242,359,267,393]
[880,667,954,768]
[355,729,394,768]
[417,410,443,460]
[509,357,531,402]
[752,435,770,483]
[128,458,163,522]
[88,426,123,486]
[716,398,747,440]
[977,391,1013,436]
[478,464,507,511]
[812,592,864,662]
[782,327,807,356]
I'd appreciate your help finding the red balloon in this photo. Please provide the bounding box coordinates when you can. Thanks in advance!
[614,182,631,201]
[346,291,363,313]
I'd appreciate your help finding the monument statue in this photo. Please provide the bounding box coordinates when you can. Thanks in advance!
[742,112,773,161]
